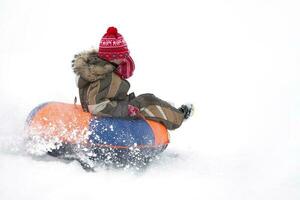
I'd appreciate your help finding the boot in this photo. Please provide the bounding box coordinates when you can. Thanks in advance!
[179,104,194,120]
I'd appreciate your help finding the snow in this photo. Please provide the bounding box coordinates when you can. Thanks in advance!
[0,0,300,199]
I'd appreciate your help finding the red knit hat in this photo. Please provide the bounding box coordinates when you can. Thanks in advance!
[98,27,135,79]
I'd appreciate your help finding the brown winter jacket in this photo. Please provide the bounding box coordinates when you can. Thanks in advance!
[72,50,185,130]
[72,49,131,117]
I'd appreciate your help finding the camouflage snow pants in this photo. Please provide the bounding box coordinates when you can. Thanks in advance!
[129,93,184,130]
[96,93,185,130]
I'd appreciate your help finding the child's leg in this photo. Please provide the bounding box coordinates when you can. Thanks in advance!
[130,93,184,130]
[90,99,129,118]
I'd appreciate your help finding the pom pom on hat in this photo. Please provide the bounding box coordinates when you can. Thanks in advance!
[106,27,118,35]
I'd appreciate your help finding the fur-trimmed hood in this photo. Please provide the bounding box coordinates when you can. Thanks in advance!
[72,49,115,87]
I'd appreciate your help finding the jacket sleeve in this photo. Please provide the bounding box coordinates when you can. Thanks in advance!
[75,74,88,88]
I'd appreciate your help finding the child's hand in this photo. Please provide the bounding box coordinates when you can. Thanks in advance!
[128,105,140,117]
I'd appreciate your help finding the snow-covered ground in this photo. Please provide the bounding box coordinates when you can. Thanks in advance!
[0,0,300,199]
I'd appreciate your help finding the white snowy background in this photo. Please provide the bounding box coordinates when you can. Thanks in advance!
[0,0,300,199]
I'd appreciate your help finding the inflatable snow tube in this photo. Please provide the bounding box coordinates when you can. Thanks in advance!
[25,102,169,157]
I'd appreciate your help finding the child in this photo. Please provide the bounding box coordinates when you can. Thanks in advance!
[72,27,193,130]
